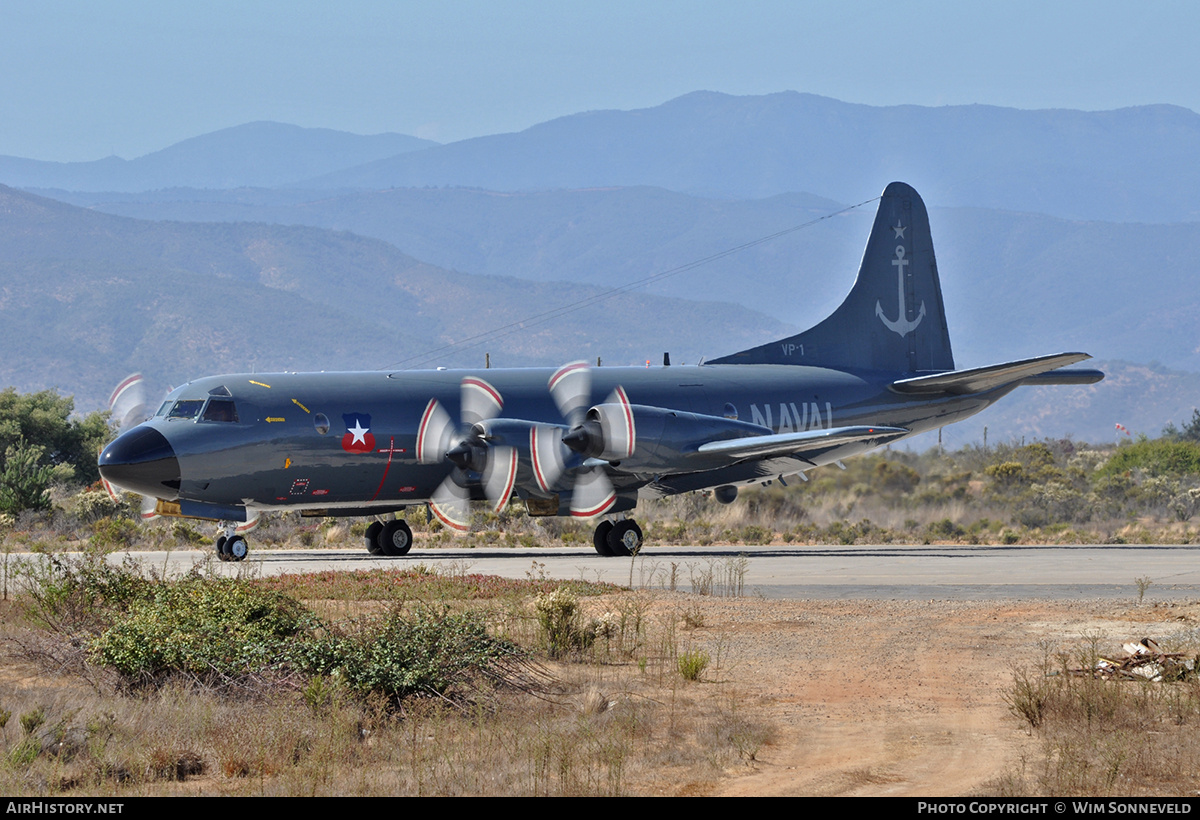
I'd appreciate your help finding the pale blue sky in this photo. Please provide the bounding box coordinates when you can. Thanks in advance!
[3,0,1198,161]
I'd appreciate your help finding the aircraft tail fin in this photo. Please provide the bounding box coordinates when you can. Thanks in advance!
[711,181,954,374]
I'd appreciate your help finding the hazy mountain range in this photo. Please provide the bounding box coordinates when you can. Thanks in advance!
[2,90,1198,443]
[0,122,436,191]
[16,92,1200,222]
[0,185,788,412]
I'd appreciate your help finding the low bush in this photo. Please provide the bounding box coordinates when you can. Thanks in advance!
[90,577,315,680]
[292,607,528,704]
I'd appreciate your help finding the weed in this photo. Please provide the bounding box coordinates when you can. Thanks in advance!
[19,706,45,736]
[1005,667,1053,729]
[1135,576,1153,604]
[677,648,710,681]
[534,587,593,658]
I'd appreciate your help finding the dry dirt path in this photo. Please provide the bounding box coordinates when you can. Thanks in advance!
[667,597,1192,797]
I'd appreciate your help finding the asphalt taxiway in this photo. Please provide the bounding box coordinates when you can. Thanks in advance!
[103,543,1200,601]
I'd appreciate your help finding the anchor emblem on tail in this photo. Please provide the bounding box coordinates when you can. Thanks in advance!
[876,244,925,337]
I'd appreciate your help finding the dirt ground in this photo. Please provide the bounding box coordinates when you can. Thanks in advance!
[664,596,1200,797]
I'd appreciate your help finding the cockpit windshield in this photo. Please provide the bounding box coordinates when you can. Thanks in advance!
[202,398,239,423]
[167,399,205,420]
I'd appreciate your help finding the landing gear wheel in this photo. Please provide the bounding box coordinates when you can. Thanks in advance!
[593,520,614,556]
[226,535,248,562]
[365,521,384,555]
[379,520,413,557]
[215,535,230,562]
[606,520,643,557]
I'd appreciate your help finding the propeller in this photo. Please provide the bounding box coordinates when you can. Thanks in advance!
[417,376,517,531]
[540,362,636,519]
[108,373,148,433]
[416,366,636,528]
[101,374,160,520]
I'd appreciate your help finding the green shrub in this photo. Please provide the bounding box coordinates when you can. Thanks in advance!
[1098,439,1200,479]
[292,607,524,703]
[89,516,141,549]
[90,577,315,679]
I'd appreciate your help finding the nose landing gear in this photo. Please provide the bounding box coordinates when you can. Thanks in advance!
[215,525,249,562]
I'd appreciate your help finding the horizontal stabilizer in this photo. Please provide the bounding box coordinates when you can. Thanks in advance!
[889,352,1095,395]
[1020,369,1105,386]
[697,425,908,461]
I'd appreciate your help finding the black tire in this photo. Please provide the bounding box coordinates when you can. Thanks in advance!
[593,520,614,556]
[380,520,413,556]
[227,535,249,562]
[607,520,643,557]
[365,521,384,555]
[215,535,229,562]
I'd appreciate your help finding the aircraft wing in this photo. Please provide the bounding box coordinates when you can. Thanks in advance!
[888,352,1099,396]
[695,425,908,462]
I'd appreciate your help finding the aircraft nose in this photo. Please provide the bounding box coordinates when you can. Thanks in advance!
[98,427,181,499]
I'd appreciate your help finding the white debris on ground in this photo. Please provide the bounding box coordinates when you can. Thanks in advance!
[1080,637,1198,682]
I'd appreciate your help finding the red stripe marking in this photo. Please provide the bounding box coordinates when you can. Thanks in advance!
[108,373,142,408]
[571,493,616,518]
[463,377,503,411]
[416,399,438,462]
[548,361,587,391]
[493,449,517,513]
[369,435,396,501]
[531,427,550,491]
[615,385,635,457]
[430,502,469,532]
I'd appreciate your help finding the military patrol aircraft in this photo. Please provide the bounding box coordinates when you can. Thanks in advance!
[97,181,1102,561]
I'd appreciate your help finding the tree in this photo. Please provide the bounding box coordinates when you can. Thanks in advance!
[0,439,54,515]
[0,387,110,486]
[1162,409,1200,443]
[1183,409,1200,443]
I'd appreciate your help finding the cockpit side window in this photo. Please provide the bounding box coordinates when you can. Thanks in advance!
[167,399,205,420]
[155,400,172,417]
[201,398,239,423]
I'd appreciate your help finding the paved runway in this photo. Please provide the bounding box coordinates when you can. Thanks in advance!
[104,542,1200,601]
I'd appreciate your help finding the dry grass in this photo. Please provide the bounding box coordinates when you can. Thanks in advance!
[987,629,1200,796]
[0,570,772,796]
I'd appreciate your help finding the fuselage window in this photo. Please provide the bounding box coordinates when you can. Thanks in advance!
[202,398,239,423]
[313,413,330,435]
[167,399,205,420]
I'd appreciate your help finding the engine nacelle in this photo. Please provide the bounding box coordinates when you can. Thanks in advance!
[565,403,773,472]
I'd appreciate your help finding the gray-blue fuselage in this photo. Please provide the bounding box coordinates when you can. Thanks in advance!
[99,362,1005,519]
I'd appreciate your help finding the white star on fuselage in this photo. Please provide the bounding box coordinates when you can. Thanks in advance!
[348,419,369,444]
[893,223,906,239]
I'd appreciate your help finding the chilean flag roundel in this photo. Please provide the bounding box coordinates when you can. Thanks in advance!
[341,413,376,453]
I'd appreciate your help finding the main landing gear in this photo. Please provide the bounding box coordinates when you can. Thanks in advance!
[357,512,640,558]
[592,519,643,557]
[215,524,248,562]
[364,519,413,557]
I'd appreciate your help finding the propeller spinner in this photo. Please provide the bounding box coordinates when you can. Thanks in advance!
[417,377,517,530]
